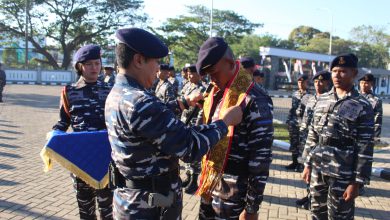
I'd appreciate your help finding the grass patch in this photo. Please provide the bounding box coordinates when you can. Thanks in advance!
[274,123,289,142]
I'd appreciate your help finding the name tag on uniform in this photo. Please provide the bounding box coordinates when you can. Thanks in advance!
[338,100,362,121]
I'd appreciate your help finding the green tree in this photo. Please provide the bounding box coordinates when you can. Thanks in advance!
[355,43,389,68]
[157,5,260,68]
[0,0,146,69]
[288,26,321,48]
[350,25,390,46]
[299,37,354,55]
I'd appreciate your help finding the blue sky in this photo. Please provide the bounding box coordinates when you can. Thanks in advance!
[143,0,390,40]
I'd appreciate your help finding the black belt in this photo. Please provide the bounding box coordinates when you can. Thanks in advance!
[125,168,179,195]
[319,136,353,147]
[224,162,248,176]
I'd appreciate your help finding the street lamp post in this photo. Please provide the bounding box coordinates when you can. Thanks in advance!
[210,0,213,37]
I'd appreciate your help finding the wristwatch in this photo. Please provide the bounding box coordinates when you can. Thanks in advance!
[245,206,257,214]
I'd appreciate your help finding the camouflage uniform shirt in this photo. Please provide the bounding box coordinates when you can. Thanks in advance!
[361,92,382,140]
[304,87,374,184]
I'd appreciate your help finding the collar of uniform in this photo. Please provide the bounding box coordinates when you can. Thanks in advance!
[116,74,145,91]
[74,77,97,89]
[331,86,360,101]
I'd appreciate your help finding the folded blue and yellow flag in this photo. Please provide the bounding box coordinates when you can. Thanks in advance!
[40,130,111,189]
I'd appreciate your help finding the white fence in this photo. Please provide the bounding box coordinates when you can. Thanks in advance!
[5,69,76,85]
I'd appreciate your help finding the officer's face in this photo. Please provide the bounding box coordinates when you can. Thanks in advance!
[359,80,372,94]
[297,79,307,91]
[254,76,264,84]
[204,58,235,90]
[331,67,357,91]
[314,79,329,95]
[189,71,200,84]
[80,59,101,82]
[158,70,169,80]
[142,57,160,88]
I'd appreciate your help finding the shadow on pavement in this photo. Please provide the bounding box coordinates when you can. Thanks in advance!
[0,151,22,158]
[267,176,306,190]
[5,93,59,109]
[0,163,16,170]
[0,135,17,140]
[0,179,20,186]
[0,129,23,135]
[0,143,20,149]
[0,123,19,128]
[0,200,65,219]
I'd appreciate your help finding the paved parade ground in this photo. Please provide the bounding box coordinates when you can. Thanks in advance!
[0,84,390,220]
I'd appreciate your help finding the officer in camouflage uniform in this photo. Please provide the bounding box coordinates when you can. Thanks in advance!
[102,66,116,87]
[302,53,374,220]
[155,64,177,103]
[179,64,206,194]
[0,63,6,102]
[253,69,269,95]
[179,66,190,94]
[296,70,331,210]
[52,45,113,220]
[168,65,179,95]
[196,37,273,220]
[104,28,242,219]
[286,74,312,171]
[358,73,382,142]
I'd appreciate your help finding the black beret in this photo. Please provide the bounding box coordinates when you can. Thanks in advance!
[169,66,175,71]
[187,64,197,73]
[160,64,170,70]
[240,57,255,68]
[104,66,114,70]
[182,66,188,72]
[330,53,358,70]
[196,37,228,75]
[73,44,101,65]
[358,73,374,82]
[116,28,168,58]
[297,74,309,81]
[312,70,331,81]
[253,69,264,77]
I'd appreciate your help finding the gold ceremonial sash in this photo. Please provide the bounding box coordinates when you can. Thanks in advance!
[196,61,254,200]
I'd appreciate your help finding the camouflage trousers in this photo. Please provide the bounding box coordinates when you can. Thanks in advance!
[112,178,182,219]
[199,174,248,220]
[0,85,3,102]
[310,168,355,220]
[288,123,300,157]
[71,174,113,220]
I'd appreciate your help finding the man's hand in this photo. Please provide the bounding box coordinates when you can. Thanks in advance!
[302,166,311,184]
[186,91,203,107]
[343,183,360,202]
[221,105,243,126]
[239,210,258,220]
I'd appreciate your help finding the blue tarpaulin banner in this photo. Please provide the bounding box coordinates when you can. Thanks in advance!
[40,130,111,189]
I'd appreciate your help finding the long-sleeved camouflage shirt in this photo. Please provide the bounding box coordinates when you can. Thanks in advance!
[105,74,228,180]
[180,82,205,125]
[361,92,382,140]
[304,87,374,184]
[209,84,274,213]
[287,90,312,125]
[300,95,318,158]
[155,79,176,104]
[52,78,111,132]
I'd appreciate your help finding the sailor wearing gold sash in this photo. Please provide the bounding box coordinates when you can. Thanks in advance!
[195,37,274,220]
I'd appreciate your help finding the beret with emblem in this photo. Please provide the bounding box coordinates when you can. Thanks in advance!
[187,64,197,73]
[240,57,255,69]
[253,69,264,77]
[312,70,331,81]
[358,73,374,82]
[116,28,168,58]
[160,64,170,70]
[73,44,101,65]
[297,74,309,81]
[196,37,228,75]
[330,53,358,70]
